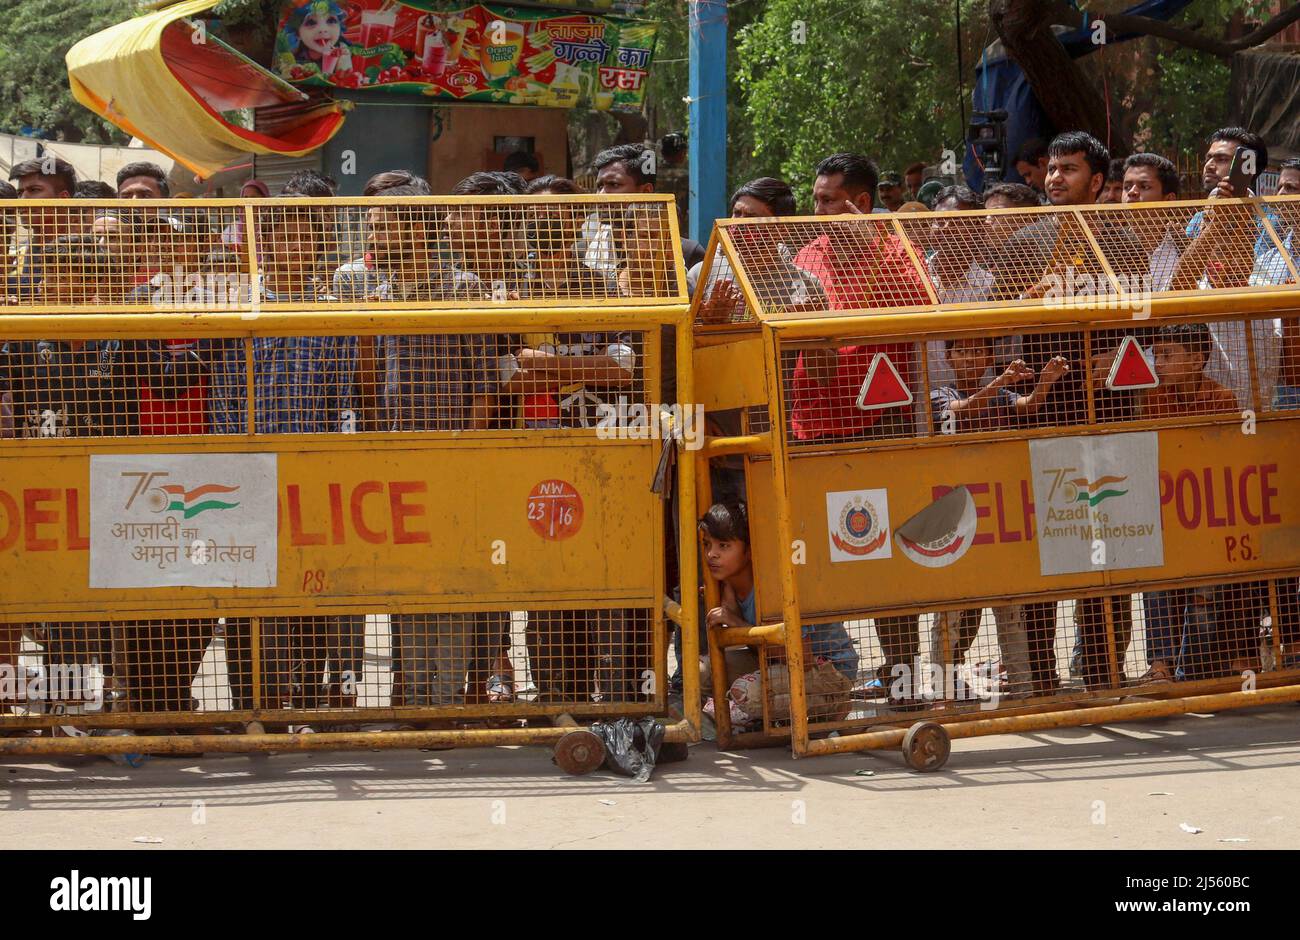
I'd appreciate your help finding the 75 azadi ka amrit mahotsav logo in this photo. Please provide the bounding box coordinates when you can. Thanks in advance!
[1045,468,1129,508]
[150,482,241,519]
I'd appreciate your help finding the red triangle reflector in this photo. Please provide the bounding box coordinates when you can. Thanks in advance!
[855,352,914,411]
[1106,335,1159,390]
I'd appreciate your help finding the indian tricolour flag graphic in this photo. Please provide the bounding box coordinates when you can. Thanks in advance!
[155,483,241,519]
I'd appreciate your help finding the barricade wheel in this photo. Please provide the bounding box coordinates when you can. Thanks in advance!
[658,741,689,764]
[553,730,606,775]
[901,721,950,772]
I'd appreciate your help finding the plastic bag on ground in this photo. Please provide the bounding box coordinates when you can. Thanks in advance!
[590,717,665,783]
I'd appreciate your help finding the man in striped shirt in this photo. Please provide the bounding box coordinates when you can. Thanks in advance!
[337,178,509,711]
[198,195,361,721]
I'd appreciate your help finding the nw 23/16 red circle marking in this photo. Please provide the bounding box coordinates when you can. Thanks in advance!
[526,480,584,541]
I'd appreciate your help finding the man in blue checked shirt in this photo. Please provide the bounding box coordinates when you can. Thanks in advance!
[193,195,362,723]
[202,197,358,436]
[351,182,502,432]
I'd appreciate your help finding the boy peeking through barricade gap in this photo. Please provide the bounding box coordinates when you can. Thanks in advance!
[697,501,858,729]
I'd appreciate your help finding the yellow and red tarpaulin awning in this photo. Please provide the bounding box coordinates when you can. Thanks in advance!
[66,0,345,179]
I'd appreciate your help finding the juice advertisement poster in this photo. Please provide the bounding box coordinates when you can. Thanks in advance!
[273,1,659,111]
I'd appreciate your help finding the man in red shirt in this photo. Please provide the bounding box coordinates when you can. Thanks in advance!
[789,153,932,443]
[788,153,933,705]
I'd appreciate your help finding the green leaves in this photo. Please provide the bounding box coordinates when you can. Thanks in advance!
[733,0,985,207]
[1141,43,1229,158]
[0,0,140,142]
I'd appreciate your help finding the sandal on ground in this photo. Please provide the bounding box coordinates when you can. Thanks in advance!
[1133,662,1174,685]
[486,674,515,703]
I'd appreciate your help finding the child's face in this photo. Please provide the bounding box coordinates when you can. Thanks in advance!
[119,218,173,274]
[701,532,751,584]
[1153,340,1202,384]
[172,227,218,272]
[299,11,342,57]
[925,196,967,252]
[946,338,994,385]
[40,274,96,305]
[526,206,583,262]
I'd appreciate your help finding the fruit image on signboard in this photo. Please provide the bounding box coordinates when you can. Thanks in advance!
[274,1,658,111]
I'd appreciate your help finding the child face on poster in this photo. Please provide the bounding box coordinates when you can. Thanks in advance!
[296,2,345,60]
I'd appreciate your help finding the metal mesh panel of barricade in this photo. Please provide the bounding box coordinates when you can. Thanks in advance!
[717,217,933,316]
[894,208,1118,306]
[893,210,1004,304]
[1279,320,1300,413]
[775,317,1280,447]
[2,197,683,311]
[716,580,1300,736]
[315,200,668,305]
[694,243,755,326]
[1264,198,1300,282]
[0,331,648,439]
[0,339,191,439]
[702,198,1300,325]
[1258,200,1300,409]
[777,338,926,445]
[1078,201,1280,293]
[252,331,647,435]
[744,404,771,436]
[0,607,657,732]
[1080,202,1279,293]
[2,202,247,307]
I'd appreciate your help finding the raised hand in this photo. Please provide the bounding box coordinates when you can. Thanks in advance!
[699,277,743,323]
[996,359,1036,386]
[1039,355,1070,384]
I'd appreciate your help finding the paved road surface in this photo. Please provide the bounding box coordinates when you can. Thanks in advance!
[2,704,1296,849]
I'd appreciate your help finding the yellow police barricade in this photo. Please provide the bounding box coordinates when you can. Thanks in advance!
[690,194,1300,769]
[0,195,700,772]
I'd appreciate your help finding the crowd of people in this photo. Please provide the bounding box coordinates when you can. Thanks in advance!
[1,123,1298,734]
[685,127,1299,721]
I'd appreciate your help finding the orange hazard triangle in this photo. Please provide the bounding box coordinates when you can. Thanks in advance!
[1106,335,1159,390]
[855,352,914,411]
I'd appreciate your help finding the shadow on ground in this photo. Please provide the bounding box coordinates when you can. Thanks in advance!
[2,705,1296,812]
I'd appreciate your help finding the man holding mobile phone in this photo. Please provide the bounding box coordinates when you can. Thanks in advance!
[1173,126,1283,681]
[1178,128,1271,278]
[1172,127,1282,408]
[1182,127,1276,258]
[1201,127,1267,200]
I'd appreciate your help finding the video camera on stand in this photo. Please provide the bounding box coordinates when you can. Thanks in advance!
[968,109,1009,184]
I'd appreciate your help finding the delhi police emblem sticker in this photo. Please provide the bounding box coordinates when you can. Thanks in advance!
[826,488,892,563]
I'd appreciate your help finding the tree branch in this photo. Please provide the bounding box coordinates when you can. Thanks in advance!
[1047,1,1300,59]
